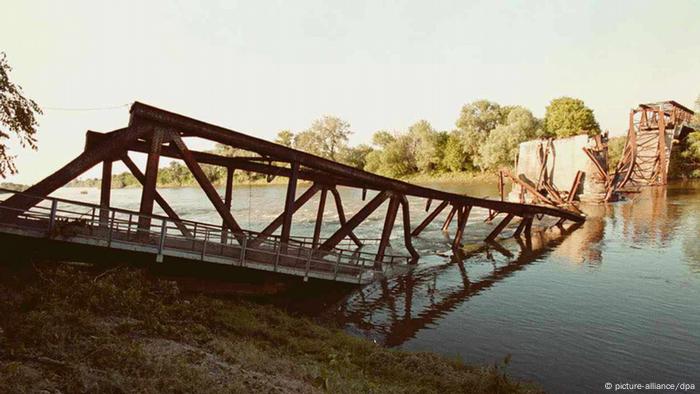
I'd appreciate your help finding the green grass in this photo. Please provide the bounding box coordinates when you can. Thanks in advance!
[0,262,541,393]
[400,170,498,185]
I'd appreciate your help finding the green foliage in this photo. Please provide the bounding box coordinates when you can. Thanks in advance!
[292,129,322,156]
[339,144,373,169]
[372,130,396,147]
[606,136,626,172]
[293,115,351,161]
[475,107,540,171]
[0,263,539,393]
[156,161,194,186]
[669,96,700,179]
[441,132,467,172]
[365,132,417,178]
[543,97,600,138]
[456,100,512,137]
[676,131,700,178]
[409,120,444,173]
[0,182,28,191]
[456,100,512,168]
[275,130,294,147]
[0,52,42,178]
[66,97,606,185]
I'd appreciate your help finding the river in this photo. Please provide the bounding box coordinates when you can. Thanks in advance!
[50,180,700,393]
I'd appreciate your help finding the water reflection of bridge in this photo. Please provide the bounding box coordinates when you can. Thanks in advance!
[334,221,583,346]
[333,185,700,346]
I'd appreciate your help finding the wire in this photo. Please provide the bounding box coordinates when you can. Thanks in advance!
[42,102,132,112]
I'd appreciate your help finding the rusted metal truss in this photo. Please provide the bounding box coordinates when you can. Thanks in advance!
[498,138,584,216]
[609,101,695,195]
[0,102,584,268]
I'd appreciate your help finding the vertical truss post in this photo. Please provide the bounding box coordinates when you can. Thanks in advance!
[329,187,363,247]
[138,128,164,232]
[121,154,191,237]
[280,161,300,248]
[375,196,400,267]
[47,199,58,236]
[99,159,112,231]
[157,219,167,262]
[498,170,504,201]
[312,187,328,248]
[452,205,471,250]
[656,108,667,185]
[523,216,533,249]
[221,167,234,244]
[399,196,419,262]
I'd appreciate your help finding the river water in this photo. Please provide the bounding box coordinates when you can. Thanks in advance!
[50,180,700,393]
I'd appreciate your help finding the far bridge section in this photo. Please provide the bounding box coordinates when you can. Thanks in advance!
[610,101,695,191]
[0,102,584,284]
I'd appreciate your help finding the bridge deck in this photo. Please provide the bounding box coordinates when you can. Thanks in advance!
[0,101,585,272]
[0,190,411,284]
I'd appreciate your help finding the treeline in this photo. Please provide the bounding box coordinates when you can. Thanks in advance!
[67,146,266,188]
[278,96,600,178]
[70,96,603,188]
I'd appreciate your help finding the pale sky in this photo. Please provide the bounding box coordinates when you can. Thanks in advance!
[2,0,699,184]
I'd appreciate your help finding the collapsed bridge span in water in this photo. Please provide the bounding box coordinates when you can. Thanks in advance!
[0,102,584,284]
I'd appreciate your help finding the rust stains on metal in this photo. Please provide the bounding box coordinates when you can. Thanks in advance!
[0,102,587,282]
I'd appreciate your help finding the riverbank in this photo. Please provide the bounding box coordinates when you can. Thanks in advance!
[64,169,499,190]
[0,261,539,393]
[401,170,496,185]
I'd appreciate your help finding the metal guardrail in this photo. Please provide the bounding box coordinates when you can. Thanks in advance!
[0,189,410,283]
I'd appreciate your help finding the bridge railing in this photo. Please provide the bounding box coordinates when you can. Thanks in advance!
[0,189,410,282]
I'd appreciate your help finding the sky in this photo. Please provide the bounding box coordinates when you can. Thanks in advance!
[1,0,699,184]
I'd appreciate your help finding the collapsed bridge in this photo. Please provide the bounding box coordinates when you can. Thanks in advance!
[0,102,584,284]
[610,100,695,191]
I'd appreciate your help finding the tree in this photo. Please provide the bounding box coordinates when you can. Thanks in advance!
[455,100,512,170]
[212,143,263,182]
[456,100,511,136]
[479,107,540,170]
[0,52,42,177]
[441,132,466,172]
[364,131,416,177]
[476,107,540,171]
[305,115,351,160]
[692,95,700,128]
[407,120,442,173]
[339,144,373,169]
[293,129,322,156]
[291,116,352,161]
[378,135,416,177]
[371,130,395,148]
[275,130,294,147]
[543,97,600,138]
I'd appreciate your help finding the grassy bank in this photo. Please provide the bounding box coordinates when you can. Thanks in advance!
[400,170,497,185]
[0,262,539,393]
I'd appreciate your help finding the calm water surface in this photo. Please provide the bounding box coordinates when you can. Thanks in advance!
[51,181,700,393]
